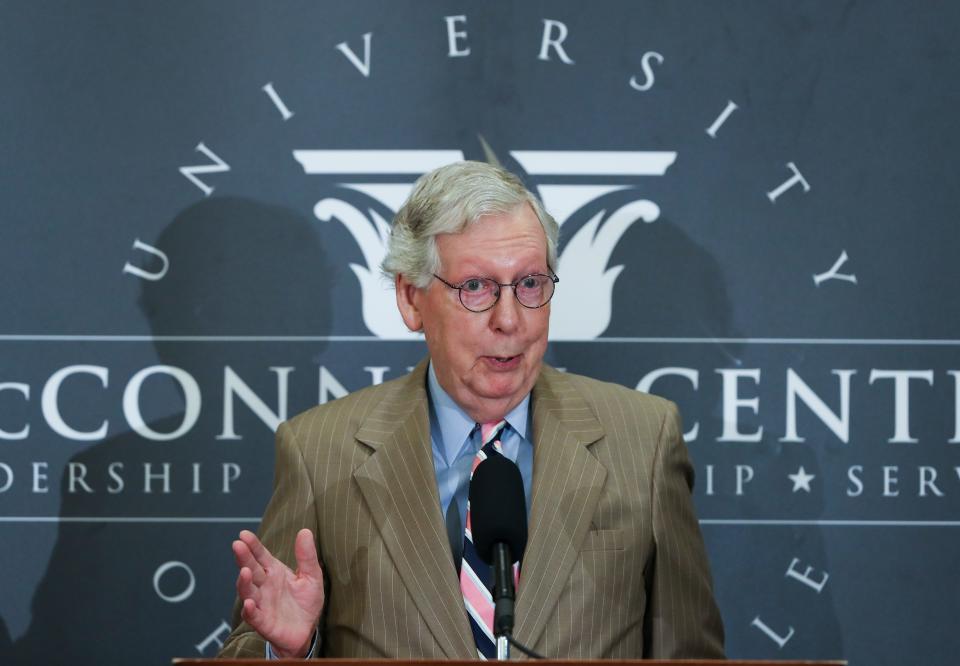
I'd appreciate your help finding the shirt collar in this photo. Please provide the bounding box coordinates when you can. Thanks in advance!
[427,361,530,463]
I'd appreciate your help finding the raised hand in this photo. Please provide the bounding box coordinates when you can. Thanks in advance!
[232,528,325,658]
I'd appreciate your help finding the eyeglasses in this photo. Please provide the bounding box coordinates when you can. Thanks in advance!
[432,273,559,312]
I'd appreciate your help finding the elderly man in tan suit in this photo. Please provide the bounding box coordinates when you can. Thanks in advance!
[219,161,724,660]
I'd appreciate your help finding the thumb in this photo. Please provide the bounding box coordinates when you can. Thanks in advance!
[293,528,322,578]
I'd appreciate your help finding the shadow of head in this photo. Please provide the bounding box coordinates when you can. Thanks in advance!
[137,197,333,364]
[606,217,738,339]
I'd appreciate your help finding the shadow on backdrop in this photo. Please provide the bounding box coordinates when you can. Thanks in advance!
[10,198,333,666]
[0,615,10,659]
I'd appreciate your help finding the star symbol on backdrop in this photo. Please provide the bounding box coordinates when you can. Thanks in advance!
[788,466,816,493]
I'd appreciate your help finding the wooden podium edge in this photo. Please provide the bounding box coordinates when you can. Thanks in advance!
[173,658,847,666]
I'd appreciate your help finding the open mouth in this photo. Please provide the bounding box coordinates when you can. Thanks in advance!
[484,354,520,368]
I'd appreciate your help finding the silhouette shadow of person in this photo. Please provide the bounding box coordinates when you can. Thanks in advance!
[10,197,332,666]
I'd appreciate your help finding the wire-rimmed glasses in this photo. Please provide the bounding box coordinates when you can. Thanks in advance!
[432,273,559,312]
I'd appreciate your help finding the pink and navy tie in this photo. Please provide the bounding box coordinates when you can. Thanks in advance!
[459,420,521,659]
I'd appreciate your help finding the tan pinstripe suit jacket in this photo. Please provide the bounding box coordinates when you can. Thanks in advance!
[219,360,724,659]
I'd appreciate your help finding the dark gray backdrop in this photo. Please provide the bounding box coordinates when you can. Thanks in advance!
[1,2,958,665]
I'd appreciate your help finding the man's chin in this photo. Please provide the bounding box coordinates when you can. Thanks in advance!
[470,376,531,406]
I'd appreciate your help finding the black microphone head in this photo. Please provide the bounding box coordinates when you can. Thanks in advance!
[469,454,528,564]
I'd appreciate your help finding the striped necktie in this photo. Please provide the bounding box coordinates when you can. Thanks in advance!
[460,419,521,659]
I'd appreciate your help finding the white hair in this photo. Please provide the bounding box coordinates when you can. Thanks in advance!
[381,161,559,287]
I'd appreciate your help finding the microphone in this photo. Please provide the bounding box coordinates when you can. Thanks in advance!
[469,454,527,640]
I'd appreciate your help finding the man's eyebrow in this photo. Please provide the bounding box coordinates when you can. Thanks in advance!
[450,269,549,283]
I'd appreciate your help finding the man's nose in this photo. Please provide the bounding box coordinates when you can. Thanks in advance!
[489,288,521,333]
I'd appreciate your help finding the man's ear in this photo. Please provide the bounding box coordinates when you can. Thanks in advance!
[395,274,424,332]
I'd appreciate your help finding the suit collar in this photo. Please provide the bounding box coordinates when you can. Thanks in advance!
[514,366,607,654]
[530,365,605,447]
[353,359,477,658]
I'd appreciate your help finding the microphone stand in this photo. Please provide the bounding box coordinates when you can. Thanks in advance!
[496,635,510,660]
[491,543,544,660]
[492,543,514,660]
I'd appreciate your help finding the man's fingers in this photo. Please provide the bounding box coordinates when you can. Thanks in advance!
[232,539,253,567]
[236,566,260,604]
[232,539,266,584]
[238,529,276,568]
[240,597,263,629]
[293,528,323,579]
[236,530,277,586]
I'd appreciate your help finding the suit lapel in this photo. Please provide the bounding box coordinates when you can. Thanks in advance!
[351,360,476,659]
[514,367,606,654]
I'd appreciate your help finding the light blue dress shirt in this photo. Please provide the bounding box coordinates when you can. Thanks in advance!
[427,361,534,532]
